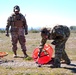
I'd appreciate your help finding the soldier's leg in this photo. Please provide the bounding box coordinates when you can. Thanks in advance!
[11,34,18,57]
[53,48,62,67]
[53,43,63,68]
[62,50,70,65]
[19,35,28,57]
[62,45,71,65]
[61,40,71,65]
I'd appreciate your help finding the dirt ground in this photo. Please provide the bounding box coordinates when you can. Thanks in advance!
[0,33,76,75]
[0,57,76,71]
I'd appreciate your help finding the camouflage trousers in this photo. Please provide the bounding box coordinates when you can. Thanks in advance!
[11,29,26,52]
[54,41,70,67]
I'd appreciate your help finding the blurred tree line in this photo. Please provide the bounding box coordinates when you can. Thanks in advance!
[0,28,5,33]
[0,27,40,33]
[0,26,76,33]
[70,26,76,33]
[28,27,40,33]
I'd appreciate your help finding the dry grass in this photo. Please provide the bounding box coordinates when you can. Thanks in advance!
[0,32,76,75]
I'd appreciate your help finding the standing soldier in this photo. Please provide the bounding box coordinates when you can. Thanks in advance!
[6,5,28,58]
[38,25,71,68]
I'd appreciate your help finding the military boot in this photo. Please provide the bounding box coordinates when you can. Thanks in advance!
[53,58,61,68]
[22,50,28,58]
[13,50,18,58]
[66,59,71,65]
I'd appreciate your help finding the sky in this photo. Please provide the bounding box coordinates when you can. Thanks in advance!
[0,0,76,29]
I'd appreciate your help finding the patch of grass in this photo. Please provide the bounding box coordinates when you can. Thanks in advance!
[24,56,33,61]
[6,66,13,70]
[15,73,24,75]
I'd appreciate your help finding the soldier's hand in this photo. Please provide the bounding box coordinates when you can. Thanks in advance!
[6,33,9,37]
[38,52,40,57]
[25,32,28,35]
[51,41,56,45]
[38,49,42,57]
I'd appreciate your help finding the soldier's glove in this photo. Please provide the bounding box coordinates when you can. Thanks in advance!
[38,49,42,57]
[25,32,28,35]
[51,41,56,45]
[6,33,9,37]
[38,52,41,57]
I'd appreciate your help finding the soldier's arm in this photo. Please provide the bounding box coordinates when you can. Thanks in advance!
[23,16,28,35]
[6,17,11,37]
[51,31,66,45]
[38,32,48,57]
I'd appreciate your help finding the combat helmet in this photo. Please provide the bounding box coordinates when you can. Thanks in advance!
[41,27,51,35]
[13,5,20,12]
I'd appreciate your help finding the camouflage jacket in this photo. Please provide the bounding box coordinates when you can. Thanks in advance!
[6,13,28,33]
[39,25,70,49]
[51,25,70,41]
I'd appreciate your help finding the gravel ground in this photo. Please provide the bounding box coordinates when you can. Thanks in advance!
[0,58,76,75]
[0,59,76,68]
[0,59,38,68]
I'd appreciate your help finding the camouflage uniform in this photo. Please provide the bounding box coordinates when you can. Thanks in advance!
[39,25,71,67]
[6,5,28,57]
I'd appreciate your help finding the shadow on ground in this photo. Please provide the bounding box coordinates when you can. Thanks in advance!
[63,63,76,73]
